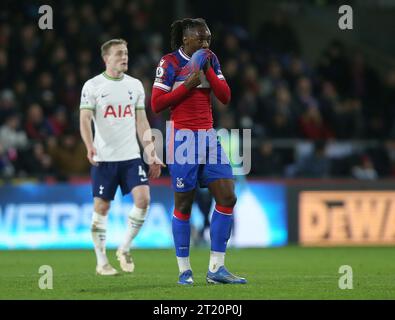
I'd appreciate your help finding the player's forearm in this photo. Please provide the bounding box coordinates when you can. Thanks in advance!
[80,117,94,149]
[205,67,231,105]
[151,85,190,113]
[136,117,157,158]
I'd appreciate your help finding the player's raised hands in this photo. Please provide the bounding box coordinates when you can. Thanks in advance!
[87,146,98,166]
[203,58,211,73]
[207,49,219,66]
[184,71,201,90]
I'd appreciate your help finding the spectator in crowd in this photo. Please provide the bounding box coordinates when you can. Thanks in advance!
[48,107,68,137]
[220,32,243,61]
[257,10,301,56]
[0,113,29,151]
[251,141,284,177]
[260,59,284,98]
[331,97,364,139]
[24,103,54,141]
[284,55,307,91]
[0,142,15,179]
[0,48,8,89]
[264,85,298,138]
[47,132,89,180]
[222,58,242,103]
[316,40,349,96]
[285,140,331,178]
[299,102,334,140]
[318,80,340,126]
[347,51,380,105]
[366,145,391,178]
[23,141,55,180]
[294,76,316,115]
[0,89,18,126]
[351,154,378,180]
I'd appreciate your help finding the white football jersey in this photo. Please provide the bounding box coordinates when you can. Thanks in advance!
[80,72,145,162]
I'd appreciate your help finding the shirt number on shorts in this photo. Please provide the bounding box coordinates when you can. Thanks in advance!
[139,165,147,181]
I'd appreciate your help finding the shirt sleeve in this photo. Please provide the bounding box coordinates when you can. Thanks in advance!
[135,80,146,110]
[79,81,96,110]
[151,84,190,113]
[153,56,176,92]
[206,67,231,105]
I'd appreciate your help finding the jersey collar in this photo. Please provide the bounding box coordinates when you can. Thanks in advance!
[102,72,124,81]
[178,47,191,61]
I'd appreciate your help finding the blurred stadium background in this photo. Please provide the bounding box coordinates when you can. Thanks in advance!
[1,0,395,299]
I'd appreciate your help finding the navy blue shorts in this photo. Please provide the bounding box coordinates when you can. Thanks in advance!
[91,158,148,200]
[166,127,234,192]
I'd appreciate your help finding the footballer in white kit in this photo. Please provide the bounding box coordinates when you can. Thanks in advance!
[80,72,145,163]
[80,39,164,276]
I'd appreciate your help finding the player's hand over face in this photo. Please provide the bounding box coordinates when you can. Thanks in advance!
[203,57,212,73]
[184,71,201,90]
[87,146,98,166]
[148,155,166,179]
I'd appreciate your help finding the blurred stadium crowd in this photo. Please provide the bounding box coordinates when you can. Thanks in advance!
[1,0,395,181]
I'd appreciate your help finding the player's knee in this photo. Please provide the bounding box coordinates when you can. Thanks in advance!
[217,194,237,208]
[176,201,193,215]
[134,194,150,209]
[94,201,110,215]
[175,191,195,214]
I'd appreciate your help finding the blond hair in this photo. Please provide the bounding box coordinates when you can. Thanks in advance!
[101,39,128,57]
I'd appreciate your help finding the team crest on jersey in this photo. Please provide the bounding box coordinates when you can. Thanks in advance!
[81,91,88,104]
[156,67,164,77]
[104,104,133,118]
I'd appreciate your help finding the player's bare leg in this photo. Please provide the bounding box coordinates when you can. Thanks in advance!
[117,185,150,272]
[206,178,246,284]
[173,190,195,284]
[92,197,118,276]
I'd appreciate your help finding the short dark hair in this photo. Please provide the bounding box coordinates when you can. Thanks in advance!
[101,38,127,57]
[170,18,208,51]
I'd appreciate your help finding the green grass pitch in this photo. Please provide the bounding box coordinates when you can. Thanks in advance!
[0,246,394,299]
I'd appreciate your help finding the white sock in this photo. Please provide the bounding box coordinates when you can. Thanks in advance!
[209,251,225,273]
[91,211,108,267]
[177,257,192,273]
[119,205,148,253]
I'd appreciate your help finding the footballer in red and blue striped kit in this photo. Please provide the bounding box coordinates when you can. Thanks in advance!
[151,18,246,285]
